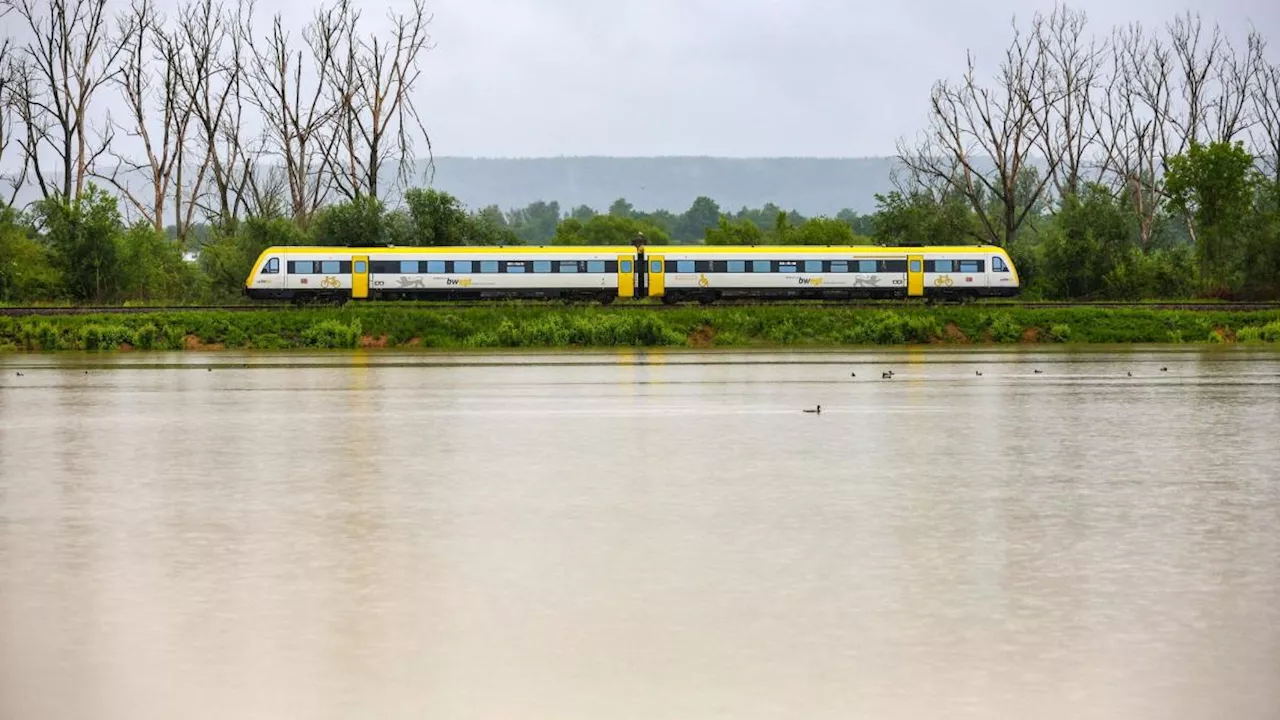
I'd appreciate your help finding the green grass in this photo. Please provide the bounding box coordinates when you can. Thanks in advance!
[2,305,1280,352]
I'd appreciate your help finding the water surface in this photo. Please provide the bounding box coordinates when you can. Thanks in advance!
[2,347,1279,720]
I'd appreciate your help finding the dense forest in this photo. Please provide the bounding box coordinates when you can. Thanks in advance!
[0,0,1278,303]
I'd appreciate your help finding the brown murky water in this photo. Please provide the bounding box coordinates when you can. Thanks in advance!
[1,348,1279,720]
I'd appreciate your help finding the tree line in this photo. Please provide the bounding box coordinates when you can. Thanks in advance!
[1,1,1278,302]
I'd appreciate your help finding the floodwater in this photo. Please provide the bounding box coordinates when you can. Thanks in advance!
[1,347,1279,720]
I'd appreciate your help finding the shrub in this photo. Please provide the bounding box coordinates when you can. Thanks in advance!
[301,318,362,348]
[987,313,1022,343]
[133,323,160,350]
[79,323,131,350]
[1048,324,1072,342]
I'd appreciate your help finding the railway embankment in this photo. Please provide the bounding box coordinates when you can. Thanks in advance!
[2,305,1280,352]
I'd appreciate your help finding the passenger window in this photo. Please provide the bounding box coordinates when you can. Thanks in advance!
[993,257,1008,272]
[620,260,632,273]
[264,257,280,274]
[321,260,340,274]
[650,259,662,273]
[534,261,552,273]
[804,260,823,273]
[830,261,849,273]
[292,260,312,274]
[587,260,605,273]
[399,260,417,273]
[426,260,445,273]
[507,262,526,274]
[559,261,578,273]
[934,260,953,273]
[354,261,367,273]
[453,260,472,273]
[481,261,499,273]
[959,260,979,273]
[752,260,770,273]
[909,260,922,273]
[677,260,695,273]
[858,260,876,273]
[728,260,745,273]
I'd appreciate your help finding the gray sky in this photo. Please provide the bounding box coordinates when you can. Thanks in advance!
[406,0,1277,157]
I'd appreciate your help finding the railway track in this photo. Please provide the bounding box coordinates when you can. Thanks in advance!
[4,301,1280,316]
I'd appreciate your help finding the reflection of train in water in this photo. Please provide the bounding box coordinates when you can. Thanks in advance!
[244,244,1020,303]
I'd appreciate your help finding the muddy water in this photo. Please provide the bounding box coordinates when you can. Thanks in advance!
[1,347,1279,720]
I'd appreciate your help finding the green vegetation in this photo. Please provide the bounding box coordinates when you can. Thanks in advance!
[4,306,1280,353]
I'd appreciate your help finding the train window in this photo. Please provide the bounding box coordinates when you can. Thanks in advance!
[506,262,526,273]
[650,259,662,273]
[321,260,341,274]
[533,261,552,273]
[752,260,770,273]
[560,261,579,273]
[290,260,313,274]
[934,260,953,273]
[993,257,1008,272]
[804,260,823,273]
[778,261,797,272]
[883,260,907,272]
[354,261,366,273]
[453,260,472,273]
[959,260,982,273]
[425,260,445,273]
[399,260,416,274]
[728,260,745,273]
[620,260,632,273]
[676,260,695,273]
[830,261,849,273]
[695,260,713,272]
[857,260,876,273]
[909,260,922,273]
[481,261,499,273]
[588,261,605,273]
[264,257,280,274]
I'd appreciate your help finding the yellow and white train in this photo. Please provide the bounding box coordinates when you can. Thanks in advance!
[244,244,1020,302]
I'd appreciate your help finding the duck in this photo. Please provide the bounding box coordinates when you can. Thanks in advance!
[15,371,23,377]
[803,405,822,414]
[1160,366,1168,372]
[1033,369,1043,374]
[1127,371,1132,377]
[881,371,892,379]
[975,370,983,377]
[850,372,856,378]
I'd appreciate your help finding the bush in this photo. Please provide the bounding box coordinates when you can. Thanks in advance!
[79,323,131,350]
[301,319,363,348]
[133,323,160,350]
[986,313,1022,343]
[1047,324,1072,342]
[1237,321,1280,343]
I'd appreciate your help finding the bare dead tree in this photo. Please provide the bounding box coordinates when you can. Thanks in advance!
[897,20,1058,247]
[2,0,126,201]
[0,36,31,206]
[1254,56,1280,185]
[241,0,345,228]
[1026,4,1104,198]
[1094,23,1167,251]
[99,0,209,239]
[323,0,433,201]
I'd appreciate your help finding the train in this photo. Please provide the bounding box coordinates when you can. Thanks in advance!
[244,244,1020,303]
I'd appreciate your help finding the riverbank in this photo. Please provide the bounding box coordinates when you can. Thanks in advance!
[2,305,1280,352]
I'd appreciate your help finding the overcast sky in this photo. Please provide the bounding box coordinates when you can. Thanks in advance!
[402,0,1277,157]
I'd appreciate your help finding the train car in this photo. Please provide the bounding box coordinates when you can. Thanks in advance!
[650,245,1019,302]
[244,245,640,302]
[245,244,1019,303]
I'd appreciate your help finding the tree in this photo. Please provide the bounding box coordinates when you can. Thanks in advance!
[788,217,865,245]
[552,214,670,246]
[198,214,305,295]
[34,184,124,301]
[704,217,765,245]
[569,204,596,222]
[4,0,127,201]
[897,13,1058,246]
[507,200,560,243]
[1165,140,1258,289]
[403,187,469,245]
[117,221,199,301]
[871,191,978,246]
[1037,184,1135,298]
[1028,5,1104,198]
[607,198,634,218]
[310,193,386,246]
[324,0,432,201]
[674,196,720,242]
[835,209,875,236]
[0,206,61,300]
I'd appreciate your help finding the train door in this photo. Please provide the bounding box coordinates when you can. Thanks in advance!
[907,254,924,297]
[352,255,369,299]
[617,255,635,298]
[648,255,665,298]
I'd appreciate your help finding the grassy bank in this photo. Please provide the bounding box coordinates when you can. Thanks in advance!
[2,305,1280,352]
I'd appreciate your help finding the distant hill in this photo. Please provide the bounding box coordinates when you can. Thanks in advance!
[421,157,899,216]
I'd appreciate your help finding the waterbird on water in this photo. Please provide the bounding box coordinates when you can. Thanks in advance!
[1161,367,1169,372]
[15,372,22,377]
[803,405,821,414]
[882,372,892,379]
[1033,369,1043,374]
[975,370,983,377]
[850,372,856,377]
[1127,371,1133,377]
